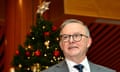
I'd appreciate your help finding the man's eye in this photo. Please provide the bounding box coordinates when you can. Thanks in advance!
[63,36,68,38]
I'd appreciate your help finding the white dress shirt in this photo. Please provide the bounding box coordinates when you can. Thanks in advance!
[65,57,90,72]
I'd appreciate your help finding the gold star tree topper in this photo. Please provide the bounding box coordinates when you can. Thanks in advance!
[37,1,51,15]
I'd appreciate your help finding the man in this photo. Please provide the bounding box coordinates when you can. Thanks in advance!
[42,19,116,72]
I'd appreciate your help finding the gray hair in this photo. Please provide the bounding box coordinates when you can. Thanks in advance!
[60,19,90,36]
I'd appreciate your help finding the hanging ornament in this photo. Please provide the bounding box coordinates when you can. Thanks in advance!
[32,52,34,56]
[10,67,15,72]
[18,64,22,68]
[25,45,32,51]
[42,26,46,29]
[44,53,47,56]
[31,64,37,72]
[61,57,64,60]
[15,50,19,55]
[25,48,28,50]
[28,45,31,49]
[27,67,30,71]
[32,37,35,40]
[45,66,49,69]
[44,40,49,47]
[56,37,59,41]
[31,63,41,72]
[52,26,57,31]
[37,1,51,15]
[27,32,31,37]
[57,57,60,61]
[44,40,50,49]
[27,29,32,37]
[53,56,57,61]
[44,32,50,36]
[35,50,41,56]
[25,51,30,57]
[50,60,53,63]
[53,50,60,57]
[36,63,41,72]
[27,57,31,59]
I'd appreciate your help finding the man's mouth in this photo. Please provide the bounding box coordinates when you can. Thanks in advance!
[68,46,78,49]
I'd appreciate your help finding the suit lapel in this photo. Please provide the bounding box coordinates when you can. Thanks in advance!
[89,61,103,72]
[55,60,69,72]
[89,62,98,72]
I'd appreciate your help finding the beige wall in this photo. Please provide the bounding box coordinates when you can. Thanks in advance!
[64,0,120,20]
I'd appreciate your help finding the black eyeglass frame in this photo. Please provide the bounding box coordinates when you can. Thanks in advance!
[60,34,88,42]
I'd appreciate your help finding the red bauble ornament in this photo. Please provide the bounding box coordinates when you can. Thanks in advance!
[15,50,19,55]
[53,50,60,57]
[35,50,41,56]
[25,51,30,56]
[52,26,57,31]
[27,31,31,36]
[44,32,50,36]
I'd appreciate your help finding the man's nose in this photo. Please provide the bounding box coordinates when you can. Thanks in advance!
[69,36,75,43]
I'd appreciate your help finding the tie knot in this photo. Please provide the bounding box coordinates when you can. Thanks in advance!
[74,64,84,72]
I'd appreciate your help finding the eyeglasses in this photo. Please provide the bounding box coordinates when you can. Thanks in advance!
[60,34,88,42]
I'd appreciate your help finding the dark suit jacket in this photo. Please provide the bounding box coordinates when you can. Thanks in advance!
[41,60,116,72]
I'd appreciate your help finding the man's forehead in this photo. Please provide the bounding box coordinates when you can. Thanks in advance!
[60,23,87,34]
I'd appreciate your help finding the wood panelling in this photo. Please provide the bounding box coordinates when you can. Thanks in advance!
[0,0,5,19]
[64,0,120,20]
[4,0,39,72]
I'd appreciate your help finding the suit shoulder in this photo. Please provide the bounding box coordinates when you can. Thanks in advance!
[90,62,116,72]
[41,61,64,72]
[41,64,58,72]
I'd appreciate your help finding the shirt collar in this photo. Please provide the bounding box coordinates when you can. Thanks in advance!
[65,57,90,72]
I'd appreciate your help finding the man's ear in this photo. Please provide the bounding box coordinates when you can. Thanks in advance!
[87,37,92,48]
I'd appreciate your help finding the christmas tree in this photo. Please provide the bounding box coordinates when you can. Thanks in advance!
[11,1,64,72]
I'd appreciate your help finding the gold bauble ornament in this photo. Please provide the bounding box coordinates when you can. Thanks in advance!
[31,63,41,72]
[50,60,53,62]
[44,40,50,46]
[28,45,31,49]
[57,57,60,60]
[10,67,15,72]
[44,40,50,49]
[27,67,30,71]
[27,57,31,59]
[56,37,59,41]
[42,26,46,29]
[32,37,35,40]
[25,48,28,50]
[45,66,49,69]
[44,54,47,56]
[18,64,22,68]
[32,52,34,56]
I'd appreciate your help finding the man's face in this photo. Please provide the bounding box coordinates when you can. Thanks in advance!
[59,23,92,59]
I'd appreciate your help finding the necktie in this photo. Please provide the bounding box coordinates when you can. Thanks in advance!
[74,64,84,72]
